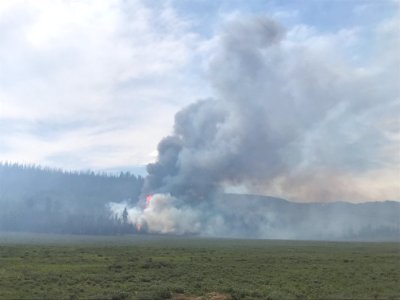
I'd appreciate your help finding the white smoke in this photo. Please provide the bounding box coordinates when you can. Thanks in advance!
[109,14,400,238]
[110,194,203,234]
[109,193,400,239]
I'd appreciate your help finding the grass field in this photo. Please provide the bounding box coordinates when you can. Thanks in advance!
[0,233,399,299]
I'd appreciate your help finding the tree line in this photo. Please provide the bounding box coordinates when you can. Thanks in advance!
[0,163,144,234]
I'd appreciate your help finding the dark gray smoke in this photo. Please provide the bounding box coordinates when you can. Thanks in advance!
[143,18,287,200]
[110,16,399,237]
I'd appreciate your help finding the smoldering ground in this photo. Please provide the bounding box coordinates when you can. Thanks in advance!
[110,16,400,239]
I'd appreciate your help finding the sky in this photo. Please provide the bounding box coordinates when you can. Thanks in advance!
[0,0,399,202]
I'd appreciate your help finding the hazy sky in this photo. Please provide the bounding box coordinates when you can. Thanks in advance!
[0,0,399,201]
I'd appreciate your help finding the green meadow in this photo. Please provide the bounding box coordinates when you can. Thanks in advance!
[0,233,399,299]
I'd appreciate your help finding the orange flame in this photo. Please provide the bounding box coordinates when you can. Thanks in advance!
[146,194,152,205]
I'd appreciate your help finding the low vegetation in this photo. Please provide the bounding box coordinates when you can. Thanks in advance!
[0,234,399,299]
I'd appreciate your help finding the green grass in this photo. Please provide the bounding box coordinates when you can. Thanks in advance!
[0,233,399,299]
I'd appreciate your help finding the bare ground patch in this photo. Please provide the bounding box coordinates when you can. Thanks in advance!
[172,292,230,300]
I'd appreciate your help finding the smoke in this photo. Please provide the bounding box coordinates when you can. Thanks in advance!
[109,194,229,236]
[109,195,202,234]
[110,15,400,237]
[142,18,290,200]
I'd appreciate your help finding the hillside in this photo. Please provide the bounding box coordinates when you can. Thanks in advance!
[215,194,400,240]
[0,164,398,240]
[0,163,144,234]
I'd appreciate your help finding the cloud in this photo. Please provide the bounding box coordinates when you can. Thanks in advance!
[0,0,398,202]
[0,0,210,170]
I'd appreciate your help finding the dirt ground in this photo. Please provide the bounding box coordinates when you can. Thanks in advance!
[172,292,230,300]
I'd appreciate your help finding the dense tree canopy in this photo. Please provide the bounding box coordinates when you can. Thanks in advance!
[0,163,144,234]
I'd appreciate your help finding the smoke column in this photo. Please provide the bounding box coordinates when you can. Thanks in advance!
[143,18,288,201]
[110,16,400,237]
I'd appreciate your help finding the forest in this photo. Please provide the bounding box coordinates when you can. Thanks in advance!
[1,163,399,240]
[0,163,143,234]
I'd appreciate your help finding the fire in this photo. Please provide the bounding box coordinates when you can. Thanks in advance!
[136,223,142,231]
[146,194,152,204]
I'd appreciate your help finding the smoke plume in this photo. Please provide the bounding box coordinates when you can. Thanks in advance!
[110,16,400,237]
